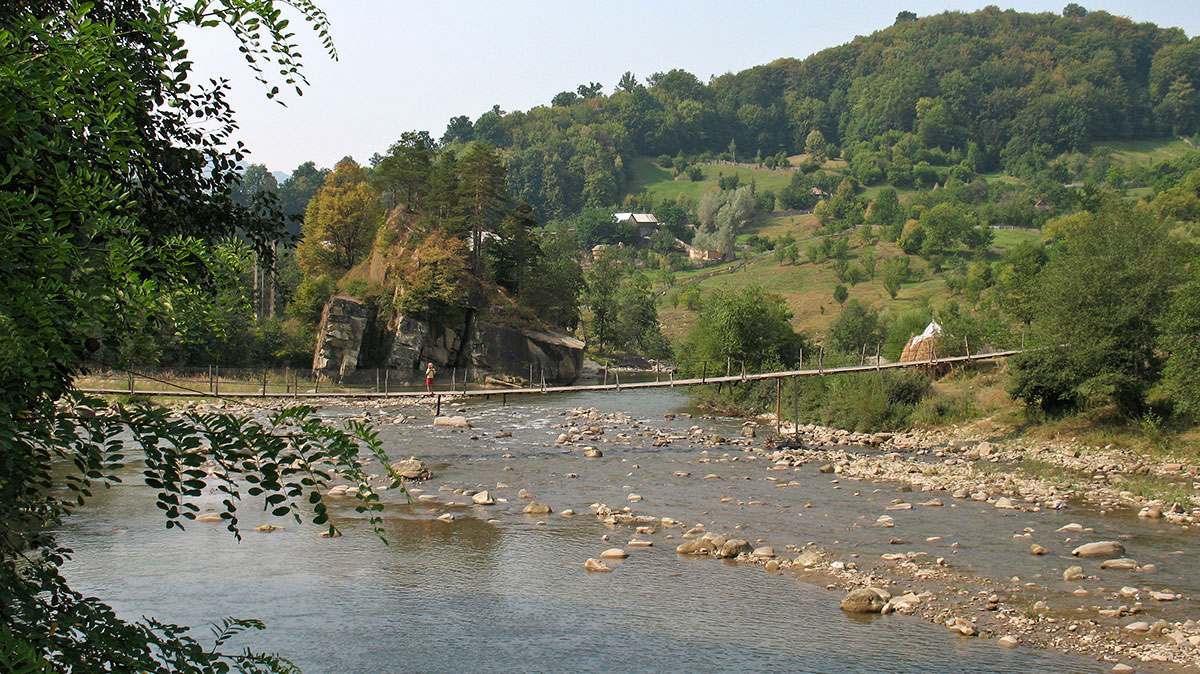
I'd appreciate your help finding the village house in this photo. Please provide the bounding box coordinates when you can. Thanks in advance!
[614,212,660,240]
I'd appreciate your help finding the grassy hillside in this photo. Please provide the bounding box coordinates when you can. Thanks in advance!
[638,136,1199,348]
[627,156,840,204]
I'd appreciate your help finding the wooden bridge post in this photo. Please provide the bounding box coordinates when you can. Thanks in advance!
[818,348,824,374]
[128,371,134,394]
[792,375,799,439]
[435,394,441,416]
[775,378,782,436]
[262,368,267,397]
[215,366,220,396]
[876,344,881,370]
[384,368,389,394]
[701,362,706,384]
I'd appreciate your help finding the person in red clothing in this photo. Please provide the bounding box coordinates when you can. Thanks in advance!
[424,362,436,393]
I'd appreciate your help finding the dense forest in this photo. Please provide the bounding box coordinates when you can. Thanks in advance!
[435,5,1200,220]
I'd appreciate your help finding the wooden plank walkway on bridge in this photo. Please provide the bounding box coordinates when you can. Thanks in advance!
[77,350,1021,401]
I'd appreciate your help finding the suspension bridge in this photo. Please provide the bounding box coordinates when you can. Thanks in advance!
[77,349,1021,408]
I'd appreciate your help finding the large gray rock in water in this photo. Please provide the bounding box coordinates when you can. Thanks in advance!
[1072,541,1125,558]
[389,457,431,480]
[840,587,890,613]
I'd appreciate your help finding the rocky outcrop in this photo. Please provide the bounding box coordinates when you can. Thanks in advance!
[314,298,585,384]
[387,316,431,372]
[470,322,584,384]
[313,296,375,380]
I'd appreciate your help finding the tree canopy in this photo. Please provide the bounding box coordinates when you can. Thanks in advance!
[0,3,405,671]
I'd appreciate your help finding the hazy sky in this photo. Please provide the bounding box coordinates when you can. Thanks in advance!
[180,1,1200,175]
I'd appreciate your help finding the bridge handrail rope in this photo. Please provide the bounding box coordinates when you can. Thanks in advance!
[76,350,1023,400]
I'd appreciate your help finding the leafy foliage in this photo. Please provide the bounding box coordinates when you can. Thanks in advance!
[677,286,807,374]
[0,2,410,671]
[1009,198,1185,414]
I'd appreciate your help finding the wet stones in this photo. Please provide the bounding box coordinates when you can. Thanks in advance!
[714,539,752,559]
[1072,541,1126,558]
[946,617,977,636]
[600,548,629,559]
[432,415,470,428]
[1030,544,1049,555]
[997,635,1019,648]
[583,447,603,458]
[840,587,890,613]
[1064,566,1086,581]
[881,593,922,615]
[1100,558,1138,570]
[471,491,494,505]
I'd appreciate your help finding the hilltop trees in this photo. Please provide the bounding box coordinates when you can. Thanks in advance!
[296,157,383,277]
[441,7,1197,221]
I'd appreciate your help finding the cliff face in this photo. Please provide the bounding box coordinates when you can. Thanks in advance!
[470,323,584,384]
[313,297,583,384]
[312,296,376,380]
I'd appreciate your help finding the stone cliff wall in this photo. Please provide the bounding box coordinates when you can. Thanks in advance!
[312,296,376,380]
[470,323,584,384]
[314,296,583,384]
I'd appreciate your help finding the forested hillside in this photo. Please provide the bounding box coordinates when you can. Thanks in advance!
[438,5,1200,220]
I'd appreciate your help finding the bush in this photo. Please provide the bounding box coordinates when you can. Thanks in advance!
[911,391,975,425]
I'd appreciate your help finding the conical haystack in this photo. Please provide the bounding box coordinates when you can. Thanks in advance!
[900,320,942,362]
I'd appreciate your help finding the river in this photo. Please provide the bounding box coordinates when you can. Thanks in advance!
[59,388,1174,673]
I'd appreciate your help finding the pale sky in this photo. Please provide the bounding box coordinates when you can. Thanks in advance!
[180,1,1200,176]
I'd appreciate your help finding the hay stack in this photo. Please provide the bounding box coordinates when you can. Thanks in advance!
[899,320,942,362]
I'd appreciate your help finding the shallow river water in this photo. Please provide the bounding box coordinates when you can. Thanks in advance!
[59,389,1192,673]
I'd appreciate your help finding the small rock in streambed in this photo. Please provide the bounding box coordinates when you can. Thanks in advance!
[390,457,432,480]
[600,548,629,559]
[583,558,611,572]
[523,502,552,515]
[946,617,976,636]
[1099,558,1138,570]
[840,588,890,614]
[432,415,470,428]
[997,635,1019,648]
[1072,541,1125,558]
[1030,543,1048,555]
